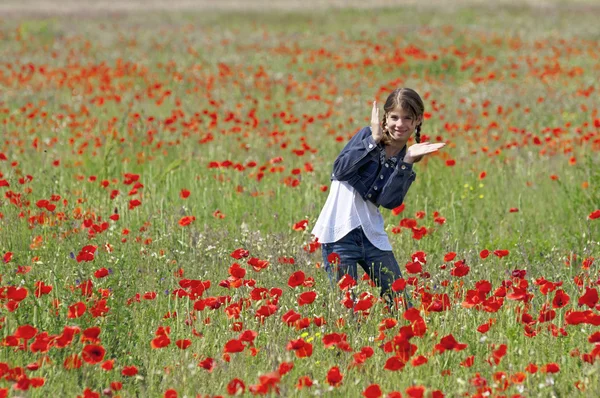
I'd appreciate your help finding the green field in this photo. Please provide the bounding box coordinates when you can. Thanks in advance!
[1,2,599,397]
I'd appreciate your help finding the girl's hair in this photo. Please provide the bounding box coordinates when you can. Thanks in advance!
[380,88,424,146]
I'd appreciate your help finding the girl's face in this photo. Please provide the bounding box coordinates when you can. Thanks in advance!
[385,106,422,142]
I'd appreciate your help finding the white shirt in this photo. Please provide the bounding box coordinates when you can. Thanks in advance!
[311,180,392,251]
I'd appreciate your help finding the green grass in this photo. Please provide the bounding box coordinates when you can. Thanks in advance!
[0,3,599,397]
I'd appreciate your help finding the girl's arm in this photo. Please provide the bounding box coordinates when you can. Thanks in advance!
[377,142,445,209]
[332,127,379,181]
[376,168,416,210]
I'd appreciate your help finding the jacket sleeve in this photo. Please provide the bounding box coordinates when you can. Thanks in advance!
[376,164,416,210]
[332,127,379,181]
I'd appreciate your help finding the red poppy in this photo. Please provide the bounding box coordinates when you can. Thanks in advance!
[14,325,37,340]
[565,310,600,325]
[144,292,157,300]
[121,365,138,376]
[296,318,311,330]
[180,189,190,199]
[298,291,317,306]
[582,257,594,269]
[552,289,570,308]
[326,366,343,386]
[198,357,215,371]
[128,199,142,210]
[82,344,106,364]
[435,334,468,353]
[278,362,294,376]
[411,226,428,240]
[79,388,99,398]
[411,355,428,367]
[227,378,245,395]
[175,339,191,349]
[391,278,406,292]
[94,268,109,278]
[379,318,398,331]
[443,252,457,262]
[76,245,97,262]
[578,287,598,308]
[461,356,475,367]
[384,356,405,371]
[63,354,82,370]
[224,339,245,353]
[231,248,250,259]
[541,363,560,373]
[406,385,426,398]
[405,261,422,274]
[239,329,258,344]
[587,209,600,220]
[151,334,171,349]
[489,344,507,365]
[82,327,101,343]
[297,376,313,389]
[54,326,80,349]
[249,371,280,395]
[255,304,278,319]
[282,309,301,326]
[392,203,405,215]
[338,274,357,290]
[228,263,246,279]
[101,359,114,371]
[67,302,87,318]
[34,281,53,297]
[178,216,195,226]
[164,389,177,398]
[248,257,269,271]
[493,249,510,258]
[292,219,309,231]
[29,333,51,353]
[327,252,340,264]
[588,332,600,343]
[287,270,305,288]
[525,363,538,373]
[450,260,470,277]
[286,338,313,358]
[354,296,375,312]
[363,384,382,398]
[322,333,344,347]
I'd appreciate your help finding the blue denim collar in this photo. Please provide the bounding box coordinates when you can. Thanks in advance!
[378,144,406,168]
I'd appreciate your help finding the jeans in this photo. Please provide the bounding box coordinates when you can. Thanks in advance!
[320,226,410,309]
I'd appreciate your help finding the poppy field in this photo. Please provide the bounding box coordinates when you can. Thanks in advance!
[1,2,600,397]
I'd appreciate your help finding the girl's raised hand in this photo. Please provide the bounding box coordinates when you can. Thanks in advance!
[404,142,446,163]
[370,101,383,143]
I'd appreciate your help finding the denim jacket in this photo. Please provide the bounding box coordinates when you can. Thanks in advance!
[330,126,416,210]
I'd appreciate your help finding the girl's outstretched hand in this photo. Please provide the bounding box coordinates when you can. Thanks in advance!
[370,101,383,143]
[404,142,446,164]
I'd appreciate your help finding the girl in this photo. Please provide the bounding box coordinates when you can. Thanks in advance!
[311,87,445,311]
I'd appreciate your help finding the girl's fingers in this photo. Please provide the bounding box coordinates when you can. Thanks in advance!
[422,143,445,150]
[412,147,441,157]
[408,142,446,158]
